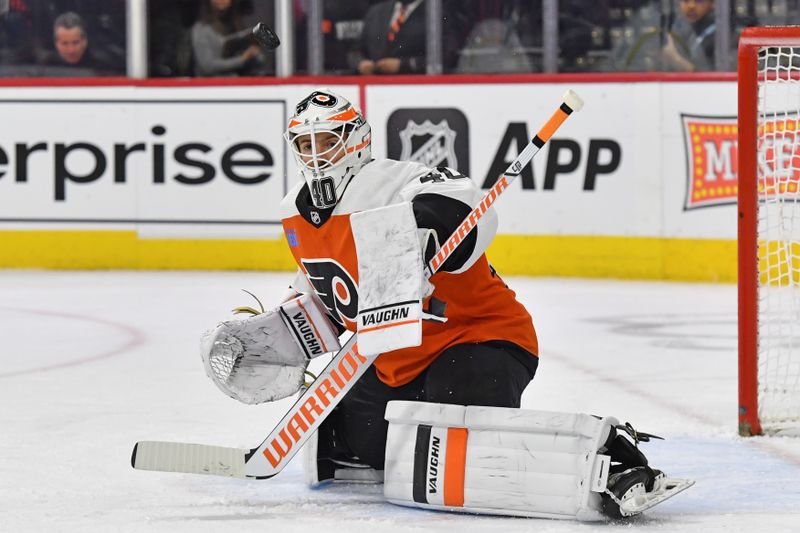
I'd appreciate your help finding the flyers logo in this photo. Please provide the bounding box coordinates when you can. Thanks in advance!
[295,91,338,115]
[301,258,358,327]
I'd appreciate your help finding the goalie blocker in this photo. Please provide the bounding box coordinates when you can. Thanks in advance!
[381,401,694,520]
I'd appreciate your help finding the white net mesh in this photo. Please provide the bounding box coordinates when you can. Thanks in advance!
[756,45,800,434]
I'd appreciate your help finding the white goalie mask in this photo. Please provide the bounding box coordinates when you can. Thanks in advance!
[284,90,372,209]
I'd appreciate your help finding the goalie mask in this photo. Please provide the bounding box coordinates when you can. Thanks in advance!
[285,90,372,209]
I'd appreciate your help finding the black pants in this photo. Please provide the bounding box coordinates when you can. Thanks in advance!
[329,340,538,470]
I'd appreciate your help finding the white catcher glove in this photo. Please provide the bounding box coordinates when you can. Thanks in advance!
[200,293,341,404]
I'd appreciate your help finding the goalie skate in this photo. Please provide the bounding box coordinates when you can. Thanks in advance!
[603,467,695,518]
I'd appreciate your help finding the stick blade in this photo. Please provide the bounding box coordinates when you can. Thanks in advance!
[132,441,248,478]
[562,89,584,113]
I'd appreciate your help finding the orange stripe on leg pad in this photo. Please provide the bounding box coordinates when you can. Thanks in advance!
[443,427,468,507]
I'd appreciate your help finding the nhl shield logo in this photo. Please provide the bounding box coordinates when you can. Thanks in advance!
[399,119,458,169]
[387,108,470,175]
[310,211,321,224]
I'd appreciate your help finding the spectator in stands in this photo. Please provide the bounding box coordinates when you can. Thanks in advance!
[40,11,122,75]
[662,0,716,71]
[148,2,194,77]
[606,0,715,72]
[455,2,533,74]
[53,11,88,65]
[322,0,373,74]
[356,0,461,74]
[191,0,266,77]
[0,0,35,67]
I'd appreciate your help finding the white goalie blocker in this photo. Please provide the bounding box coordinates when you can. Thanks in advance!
[351,202,431,355]
[200,293,341,404]
[384,401,615,521]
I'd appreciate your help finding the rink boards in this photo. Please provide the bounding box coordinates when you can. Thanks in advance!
[0,76,737,280]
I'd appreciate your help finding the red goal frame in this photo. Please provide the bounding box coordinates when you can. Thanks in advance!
[738,26,800,436]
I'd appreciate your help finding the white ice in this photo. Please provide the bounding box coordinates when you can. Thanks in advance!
[1,271,799,533]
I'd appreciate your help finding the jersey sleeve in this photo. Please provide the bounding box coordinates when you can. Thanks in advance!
[397,166,498,274]
[288,267,347,336]
[289,268,314,294]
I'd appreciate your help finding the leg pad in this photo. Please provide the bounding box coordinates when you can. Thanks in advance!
[383,401,616,521]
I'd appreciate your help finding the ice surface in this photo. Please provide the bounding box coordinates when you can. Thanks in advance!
[1,271,799,532]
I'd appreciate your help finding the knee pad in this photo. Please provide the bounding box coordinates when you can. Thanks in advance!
[383,401,616,521]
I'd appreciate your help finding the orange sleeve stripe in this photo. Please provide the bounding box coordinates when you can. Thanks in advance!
[536,107,570,143]
[359,319,418,334]
[443,427,468,507]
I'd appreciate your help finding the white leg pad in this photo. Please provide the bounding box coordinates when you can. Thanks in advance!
[383,401,616,521]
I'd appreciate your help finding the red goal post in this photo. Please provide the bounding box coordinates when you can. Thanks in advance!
[738,26,800,436]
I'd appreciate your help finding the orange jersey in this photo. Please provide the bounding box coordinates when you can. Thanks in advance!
[281,159,538,387]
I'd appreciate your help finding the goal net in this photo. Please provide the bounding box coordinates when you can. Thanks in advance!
[739,27,800,436]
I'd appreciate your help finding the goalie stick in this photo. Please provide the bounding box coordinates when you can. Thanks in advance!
[131,90,585,480]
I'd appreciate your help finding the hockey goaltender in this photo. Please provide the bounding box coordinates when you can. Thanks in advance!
[193,88,694,520]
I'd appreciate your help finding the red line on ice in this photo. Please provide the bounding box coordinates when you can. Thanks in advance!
[0,307,146,379]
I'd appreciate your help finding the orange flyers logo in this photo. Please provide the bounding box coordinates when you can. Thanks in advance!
[681,115,739,210]
[301,258,358,327]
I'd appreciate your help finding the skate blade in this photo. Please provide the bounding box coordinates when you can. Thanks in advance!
[619,477,695,517]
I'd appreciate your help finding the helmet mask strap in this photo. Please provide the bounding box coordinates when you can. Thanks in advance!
[297,124,349,208]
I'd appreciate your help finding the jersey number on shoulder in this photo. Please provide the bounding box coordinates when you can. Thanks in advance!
[301,258,358,327]
[419,166,467,184]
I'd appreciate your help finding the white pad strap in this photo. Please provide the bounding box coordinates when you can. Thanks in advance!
[350,202,427,355]
[384,401,615,521]
[279,293,342,358]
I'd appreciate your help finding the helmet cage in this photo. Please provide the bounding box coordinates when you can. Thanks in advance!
[287,123,352,175]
